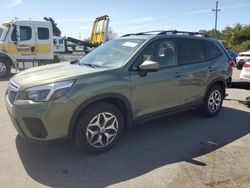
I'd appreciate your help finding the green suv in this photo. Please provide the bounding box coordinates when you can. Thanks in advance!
[5,30,233,153]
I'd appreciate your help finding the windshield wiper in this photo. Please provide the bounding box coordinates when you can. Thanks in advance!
[81,63,101,68]
[71,60,101,68]
[70,60,80,65]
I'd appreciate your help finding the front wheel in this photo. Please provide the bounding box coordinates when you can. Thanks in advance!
[0,59,11,78]
[74,102,124,154]
[200,85,223,117]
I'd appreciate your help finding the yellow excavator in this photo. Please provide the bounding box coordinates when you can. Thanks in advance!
[66,15,110,50]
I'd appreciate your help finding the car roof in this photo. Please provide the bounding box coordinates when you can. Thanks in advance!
[120,30,218,43]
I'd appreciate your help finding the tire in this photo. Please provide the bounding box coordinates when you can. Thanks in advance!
[246,97,250,108]
[0,59,11,78]
[236,62,244,70]
[74,102,124,154]
[200,85,224,117]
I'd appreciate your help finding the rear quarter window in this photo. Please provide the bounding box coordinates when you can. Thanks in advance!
[204,41,222,60]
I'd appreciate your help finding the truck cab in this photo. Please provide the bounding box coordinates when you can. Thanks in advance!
[0,20,53,78]
[53,36,65,53]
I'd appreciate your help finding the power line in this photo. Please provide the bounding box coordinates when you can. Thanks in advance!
[212,0,221,37]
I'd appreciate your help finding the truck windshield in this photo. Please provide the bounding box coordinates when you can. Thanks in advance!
[79,39,145,68]
[0,27,9,42]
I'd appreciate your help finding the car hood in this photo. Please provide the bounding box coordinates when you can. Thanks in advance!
[11,62,108,90]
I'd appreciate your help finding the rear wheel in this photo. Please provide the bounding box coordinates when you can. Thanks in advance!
[200,85,223,117]
[0,59,11,78]
[75,102,124,154]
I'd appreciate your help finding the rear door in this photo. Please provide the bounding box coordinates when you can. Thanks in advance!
[35,23,53,60]
[177,38,209,104]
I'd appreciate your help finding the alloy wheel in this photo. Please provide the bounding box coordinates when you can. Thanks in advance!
[86,112,118,148]
[208,90,221,113]
[0,62,7,76]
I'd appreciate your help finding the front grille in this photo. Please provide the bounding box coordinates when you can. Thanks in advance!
[8,91,17,105]
[6,80,20,106]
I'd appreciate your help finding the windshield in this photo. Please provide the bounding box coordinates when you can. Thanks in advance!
[79,39,145,68]
[0,27,9,42]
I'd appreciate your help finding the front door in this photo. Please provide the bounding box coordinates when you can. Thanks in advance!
[178,38,209,104]
[130,39,183,119]
[10,24,36,60]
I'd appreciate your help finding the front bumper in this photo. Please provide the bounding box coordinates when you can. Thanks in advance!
[5,94,77,142]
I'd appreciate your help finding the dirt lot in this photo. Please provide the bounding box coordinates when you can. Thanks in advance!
[0,68,249,188]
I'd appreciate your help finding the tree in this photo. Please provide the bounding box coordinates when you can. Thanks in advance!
[199,23,250,52]
[44,17,61,36]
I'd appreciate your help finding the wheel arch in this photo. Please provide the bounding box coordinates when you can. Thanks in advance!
[0,52,16,69]
[68,93,133,138]
[203,78,226,99]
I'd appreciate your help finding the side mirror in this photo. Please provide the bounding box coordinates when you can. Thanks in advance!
[16,25,21,42]
[139,60,159,72]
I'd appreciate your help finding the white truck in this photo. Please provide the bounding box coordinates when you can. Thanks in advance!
[0,20,54,78]
[53,36,65,53]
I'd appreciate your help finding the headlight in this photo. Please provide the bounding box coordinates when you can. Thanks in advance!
[24,80,75,102]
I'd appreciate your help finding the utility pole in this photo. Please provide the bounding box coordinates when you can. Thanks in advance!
[212,0,221,37]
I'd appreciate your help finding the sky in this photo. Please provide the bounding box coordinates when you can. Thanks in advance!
[0,0,250,39]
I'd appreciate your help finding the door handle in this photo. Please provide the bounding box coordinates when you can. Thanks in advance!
[208,66,214,72]
[174,72,181,78]
[31,46,35,52]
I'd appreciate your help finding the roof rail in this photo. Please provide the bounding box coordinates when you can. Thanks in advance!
[121,30,209,38]
[157,30,209,37]
[121,30,166,37]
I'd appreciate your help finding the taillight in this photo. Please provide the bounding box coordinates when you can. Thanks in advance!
[243,63,250,68]
[228,59,235,67]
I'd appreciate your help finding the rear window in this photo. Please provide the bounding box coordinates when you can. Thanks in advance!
[204,41,222,60]
[38,27,49,40]
[180,39,206,65]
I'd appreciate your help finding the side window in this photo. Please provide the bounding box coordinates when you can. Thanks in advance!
[135,39,177,68]
[180,39,206,65]
[11,27,17,41]
[205,41,222,60]
[20,26,32,41]
[53,39,57,44]
[38,27,49,40]
[59,39,64,44]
